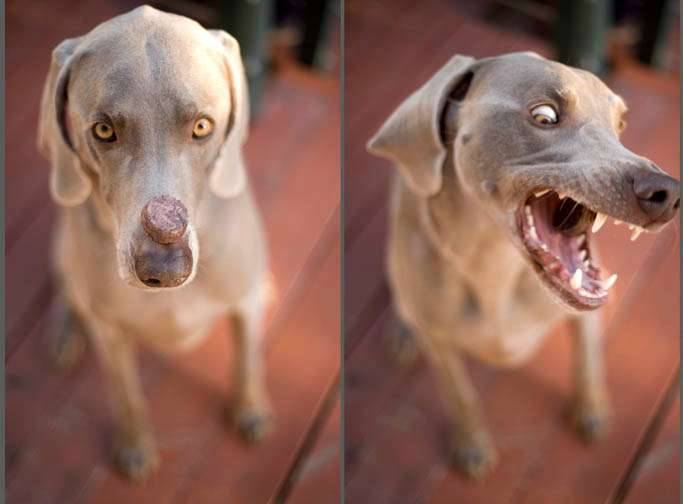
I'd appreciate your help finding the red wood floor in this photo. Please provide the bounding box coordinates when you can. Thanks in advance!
[5,1,340,503]
[344,1,680,503]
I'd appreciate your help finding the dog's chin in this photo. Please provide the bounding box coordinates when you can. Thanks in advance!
[509,189,639,312]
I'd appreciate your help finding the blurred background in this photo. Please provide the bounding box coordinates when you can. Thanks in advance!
[344,0,679,502]
[6,1,339,502]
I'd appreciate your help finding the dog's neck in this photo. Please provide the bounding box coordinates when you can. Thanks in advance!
[421,161,529,314]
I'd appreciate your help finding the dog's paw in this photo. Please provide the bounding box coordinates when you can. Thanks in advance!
[569,396,611,443]
[448,433,499,480]
[385,317,419,367]
[229,405,272,444]
[113,437,160,482]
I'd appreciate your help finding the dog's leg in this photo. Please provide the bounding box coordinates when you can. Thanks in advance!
[48,296,88,371]
[420,335,498,479]
[229,284,271,443]
[89,324,158,481]
[569,310,611,441]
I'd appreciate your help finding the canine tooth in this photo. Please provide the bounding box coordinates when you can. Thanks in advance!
[630,227,644,241]
[570,269,583,289]
[602,273,618,289]
[558,192,567,200]
[576,234,586,246]
[579,250,587,260]
[592,213,607,233]
[534,189,550,197]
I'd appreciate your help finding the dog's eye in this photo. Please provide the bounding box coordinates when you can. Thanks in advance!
[530,105,558,125]
[93,122,116,142]
[192,118,214,139]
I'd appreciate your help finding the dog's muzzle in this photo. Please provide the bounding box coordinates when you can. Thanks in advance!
[133,195,193,288]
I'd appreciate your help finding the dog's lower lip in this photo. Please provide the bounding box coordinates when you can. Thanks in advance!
[517,190,618,310]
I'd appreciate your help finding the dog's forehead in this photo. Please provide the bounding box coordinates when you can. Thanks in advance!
[475,54,623,113]
[73,7,228,114]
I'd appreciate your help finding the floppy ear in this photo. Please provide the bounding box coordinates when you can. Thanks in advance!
[37,37,92,207]
[207,30,250,199]
[367,55,477,197]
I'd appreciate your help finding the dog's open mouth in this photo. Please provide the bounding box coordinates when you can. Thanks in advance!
[517,190,622,310]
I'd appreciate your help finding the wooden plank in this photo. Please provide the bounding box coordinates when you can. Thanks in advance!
[623,393,680,504]
[287,400,341,504]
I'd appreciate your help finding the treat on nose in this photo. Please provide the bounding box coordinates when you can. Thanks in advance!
[134,195,193,288]
[141,195,189,244]
[632,169,680,225]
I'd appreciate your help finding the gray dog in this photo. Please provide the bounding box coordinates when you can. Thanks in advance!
[39,6,271,480]
[368,52,679,478]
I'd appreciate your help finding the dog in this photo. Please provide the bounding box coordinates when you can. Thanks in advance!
[38,6,272,480]
[368,52,679,479]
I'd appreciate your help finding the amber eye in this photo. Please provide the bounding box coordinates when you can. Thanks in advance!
[192,118,214,139]
[530,104,558,126]
[93,122,116,142]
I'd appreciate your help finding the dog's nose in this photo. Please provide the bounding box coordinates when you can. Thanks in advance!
[633,170,680,224]
[141,195,188,244]
[134,240,193,288]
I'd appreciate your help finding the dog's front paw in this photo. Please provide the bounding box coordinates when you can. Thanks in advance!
[448,431,499,480]
[229,404,272,444]
[113,436,160,482]
[569,395,611,443]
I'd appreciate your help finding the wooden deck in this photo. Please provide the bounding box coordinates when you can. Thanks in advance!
[343,1,680,503]
[6,1,339,503]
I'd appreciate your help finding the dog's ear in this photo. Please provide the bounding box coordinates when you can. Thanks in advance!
[367,55,477,197]
[207,30,250,199]
[38,37,93,206]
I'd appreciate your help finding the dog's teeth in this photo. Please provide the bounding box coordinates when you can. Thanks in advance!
[583,259,590,268]
[534,189,550,198]
[614,219,622,226]
[576,234,586,246]
[630,227,644,241]
[541,243,549,252]
[579,249,587,260]
[570,269,583,290]
[601,273,618,289]
[529,225,539,241]
[558,192,567,200]
[592,213,607,233]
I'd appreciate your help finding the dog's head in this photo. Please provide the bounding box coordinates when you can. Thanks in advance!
[369,52,679,311]
[37,6,248,290]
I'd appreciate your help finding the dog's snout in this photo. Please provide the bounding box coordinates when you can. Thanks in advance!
[141,195,189,244]
[133,240,193,288]
[633,170,680,224]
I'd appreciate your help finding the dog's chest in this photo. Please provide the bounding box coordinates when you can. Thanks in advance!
[449,263,563,366]
[112,281,225,350]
